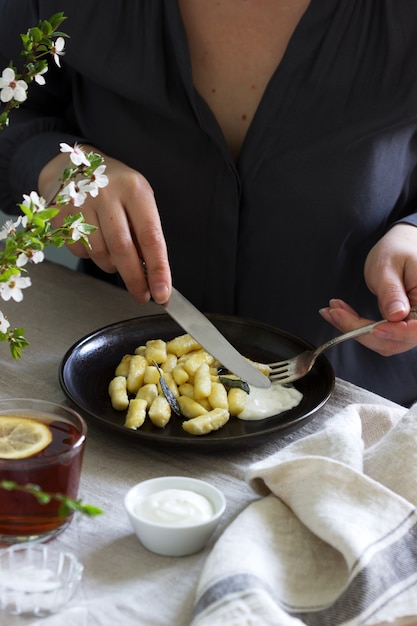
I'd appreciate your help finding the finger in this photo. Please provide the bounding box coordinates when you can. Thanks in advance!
[92,188,171,304]
[322,309,410,355]
[319,300,417,356]
[364,224,417,321]
[95,201,150,303]
[126,188,171,305]
[377,278,409,321]
[368,260,409,320]
[138,223,171,305]
[319,300,364,330]
[371,317,417,356]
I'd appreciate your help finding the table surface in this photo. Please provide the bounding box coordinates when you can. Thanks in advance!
[0,261,401,626]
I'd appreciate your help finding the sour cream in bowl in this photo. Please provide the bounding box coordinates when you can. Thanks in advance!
[124,476,226,556]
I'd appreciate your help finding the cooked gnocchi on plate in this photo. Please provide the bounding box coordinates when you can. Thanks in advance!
[109,332,270,436]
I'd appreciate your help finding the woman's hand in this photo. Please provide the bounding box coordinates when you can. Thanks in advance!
[320,223,417,356]
[39,146,172,305]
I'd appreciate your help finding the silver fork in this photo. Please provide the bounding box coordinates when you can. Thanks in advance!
[269,319,389,384]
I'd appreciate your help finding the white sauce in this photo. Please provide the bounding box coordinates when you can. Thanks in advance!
[237,382,303,421]
[135,488,214,526]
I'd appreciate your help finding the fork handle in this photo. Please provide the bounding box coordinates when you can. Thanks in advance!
[313,319,388,357]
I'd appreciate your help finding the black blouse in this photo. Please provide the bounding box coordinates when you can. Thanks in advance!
[1,0,417,404]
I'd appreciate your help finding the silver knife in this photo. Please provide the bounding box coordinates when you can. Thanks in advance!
[164,287,271,388]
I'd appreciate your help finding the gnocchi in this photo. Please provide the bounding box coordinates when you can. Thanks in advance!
[108,332,270,436]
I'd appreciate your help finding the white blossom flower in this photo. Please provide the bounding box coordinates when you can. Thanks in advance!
[0,219,15,241]
[16,249,45,268]
[34,65,48,85]
[0,67,28,103]
[51,37,65,67]
[89,164,109,197]
[57,186,72,205]
[0,274,31,302]
[61,180,89,207]
[22,191,46,212]
[69,216,85,242]
[0,311,10,334]
[0,216,23,240]
[77,178,102,199]
[84,184,99,198]
[60,142,90,167]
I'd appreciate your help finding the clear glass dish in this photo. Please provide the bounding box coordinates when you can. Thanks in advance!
[0,544,83,616]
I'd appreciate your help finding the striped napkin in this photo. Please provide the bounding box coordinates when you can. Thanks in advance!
[191,403,417,626]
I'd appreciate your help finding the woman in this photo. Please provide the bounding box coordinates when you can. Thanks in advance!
[1,0,417,404]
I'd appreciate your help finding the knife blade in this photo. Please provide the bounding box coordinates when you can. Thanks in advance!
[164,287,271,388]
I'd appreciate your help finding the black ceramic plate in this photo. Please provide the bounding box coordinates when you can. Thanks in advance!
[59,314,335,450]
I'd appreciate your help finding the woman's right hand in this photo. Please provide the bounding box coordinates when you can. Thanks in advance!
[38,146,172,305]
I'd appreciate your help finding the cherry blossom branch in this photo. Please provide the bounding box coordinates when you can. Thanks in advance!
[0,12,67,127]
[0,14,107,358]
[0,143,108,358]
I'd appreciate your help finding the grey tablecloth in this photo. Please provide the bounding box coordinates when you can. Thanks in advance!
[0,262,405,626]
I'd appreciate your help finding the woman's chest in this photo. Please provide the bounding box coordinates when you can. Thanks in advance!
[177,0,311,159]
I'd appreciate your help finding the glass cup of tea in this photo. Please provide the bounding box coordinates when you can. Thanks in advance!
[0,398,87,545]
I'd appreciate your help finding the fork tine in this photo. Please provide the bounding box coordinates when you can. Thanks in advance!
[269,373,301,384]
[268,361,298,383]
[268,359,292,368]
[268,352,313,384]
[268,364,292,376]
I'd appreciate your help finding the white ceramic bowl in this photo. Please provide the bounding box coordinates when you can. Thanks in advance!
[0,544,83,617]
[124,476,226,556]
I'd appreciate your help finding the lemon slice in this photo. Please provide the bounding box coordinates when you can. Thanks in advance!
[0,416,53,459]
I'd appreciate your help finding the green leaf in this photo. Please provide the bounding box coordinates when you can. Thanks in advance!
[52,31,70,39]
[29,214,46,227]
[8,330,29,359]
[86,152,105,169]
[19,203,32,218]
[80,504,104,516]
[154,361,181,415]
[0,480,16,491]
[218,376,250,394]
[38,21,53,38]
[47,235,66,248]
[27,27,44,43]
[76,223,97,236]
[63,212,83,225]
[48,12,67,31]
[0,267,20,282]
[59,166,74,181]
[33,207,60,221]
[20,33,30,47]
[36,493,52,504]
[0,111,10,128]
[0,481,103,518]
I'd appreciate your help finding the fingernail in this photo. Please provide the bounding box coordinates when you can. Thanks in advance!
[386,301,407,316]
[153,284,170,304]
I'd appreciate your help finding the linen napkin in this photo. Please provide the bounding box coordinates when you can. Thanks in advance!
[191,403,417,626]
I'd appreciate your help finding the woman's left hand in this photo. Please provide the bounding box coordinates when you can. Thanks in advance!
[319,223,417,356]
